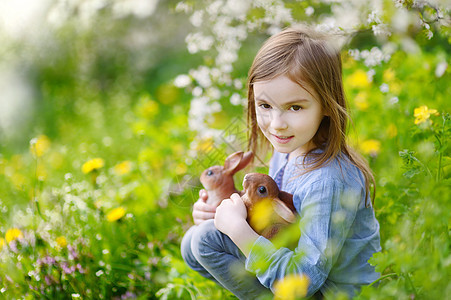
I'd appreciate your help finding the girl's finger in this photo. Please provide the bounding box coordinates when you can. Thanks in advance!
[193,210,215,221]
[194,200,216,212]
[198,189,208,200]
[230,193,242,203]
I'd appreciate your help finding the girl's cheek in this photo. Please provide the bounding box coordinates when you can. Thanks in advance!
[256,111,269,127]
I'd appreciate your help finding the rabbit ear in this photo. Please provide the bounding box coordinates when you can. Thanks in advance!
[272,199,297,223]
[278,191,296,212]
[224,151,254,175]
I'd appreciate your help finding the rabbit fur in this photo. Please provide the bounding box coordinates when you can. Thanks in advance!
[241,173,298,239]
[200,151,254,207]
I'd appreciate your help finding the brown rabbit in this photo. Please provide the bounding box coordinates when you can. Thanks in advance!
[200,151,254,207]
[241,173,298,239]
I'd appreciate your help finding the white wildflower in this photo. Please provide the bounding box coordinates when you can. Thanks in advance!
[380,83,389,93]
[305,6,314,16]
[174,74,192,88]
[389,97,399,104]
[175,2,191,13]
[189,66,212,88]
[367,11,382,24]
[435,61,448,77]
[233,79,243,89]
[192,86,203,97]
[207,87,221,100]
[190,10,204,27]
[185,33,214,54]
[367,69,376,82]
[230,93,243,106]
[372,24,391,37]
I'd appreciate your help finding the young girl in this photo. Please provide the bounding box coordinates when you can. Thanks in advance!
[181,26,381,299]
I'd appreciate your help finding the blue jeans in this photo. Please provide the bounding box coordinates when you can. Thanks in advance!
[181,220,270,299]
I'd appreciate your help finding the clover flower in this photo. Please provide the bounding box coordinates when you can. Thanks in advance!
[5,228,23,243]
[414,105,439,125]
[106,207,126,222]
[274,274,310,300]
[81,158,104,174]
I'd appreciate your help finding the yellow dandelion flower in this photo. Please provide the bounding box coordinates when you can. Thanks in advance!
[196,138,214,152]
[30,135,51,157]
[0,237,5,249]
[36,162,47,181]
[114,161,132,175]
[354,91,369,111]
[82,158,105,174]
[138,95,159,118]
[56,236,67,248]
[383,68,395,82]
[387,123,398,138]
[106,207,126,222]
[361,139,381,157]
[274,274,310,300]
[347,69,370,88]
[175,163,188,175]
[249,198,274,232]
[390,82,402,95]
[11,173,27,190]
[5,228,23,243]
[414,105,439,125]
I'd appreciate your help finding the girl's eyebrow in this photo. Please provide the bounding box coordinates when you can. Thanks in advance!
[255,98,310,105]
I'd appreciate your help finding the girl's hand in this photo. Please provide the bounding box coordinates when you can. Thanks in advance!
[214,193,248,237]
[192,189,216,225]
[215,193,259,257]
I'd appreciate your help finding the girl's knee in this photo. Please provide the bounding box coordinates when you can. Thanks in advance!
[191,220,221,261]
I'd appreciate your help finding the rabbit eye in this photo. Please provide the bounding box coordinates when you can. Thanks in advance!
[207,170,214,176]
[258,186,267,194]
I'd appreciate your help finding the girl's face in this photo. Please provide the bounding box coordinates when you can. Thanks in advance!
[253,75,324,160]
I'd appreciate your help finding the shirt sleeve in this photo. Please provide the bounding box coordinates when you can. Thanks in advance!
[245,178,362,296]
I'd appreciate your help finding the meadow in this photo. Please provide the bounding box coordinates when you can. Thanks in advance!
[0,0,450,299]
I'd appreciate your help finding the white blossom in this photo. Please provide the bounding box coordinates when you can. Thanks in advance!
[380,83,389,93]
[230,93,243,106]
[435,61,448,77]
[174,74,192,88]
[305,6,314,16]
[175,2,191,13]
[192,86,203,97]
[389,96,399,104]
[185,33,214,53]
[190,10,204,27]
[189,66,212,88]
[367,69,376,82]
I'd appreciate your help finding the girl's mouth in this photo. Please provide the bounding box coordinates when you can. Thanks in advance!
[272,134,294,144]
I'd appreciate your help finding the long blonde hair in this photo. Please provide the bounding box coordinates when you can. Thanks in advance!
[247,26,375,207]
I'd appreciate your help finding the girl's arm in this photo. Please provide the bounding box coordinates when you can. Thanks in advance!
[214,193,259,257]
[243,179,362,296]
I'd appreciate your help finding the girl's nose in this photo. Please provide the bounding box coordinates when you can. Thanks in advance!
[270,110,288,130]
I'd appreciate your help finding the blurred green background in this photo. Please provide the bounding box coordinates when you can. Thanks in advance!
[0,0,450,299]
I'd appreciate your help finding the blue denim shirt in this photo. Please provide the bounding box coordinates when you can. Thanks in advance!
[245,150,381,297]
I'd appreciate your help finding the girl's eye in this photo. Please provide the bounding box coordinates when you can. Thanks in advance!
[290,105,302,111]
[259,103,271,109]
